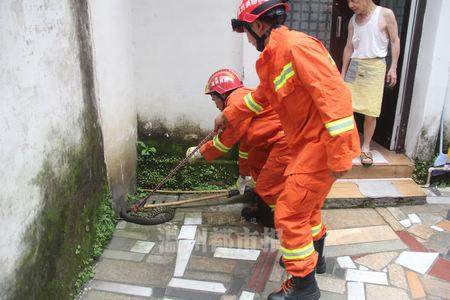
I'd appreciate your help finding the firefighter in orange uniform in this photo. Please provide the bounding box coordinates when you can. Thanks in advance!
[186,69,291,227]
[213,1,361,299]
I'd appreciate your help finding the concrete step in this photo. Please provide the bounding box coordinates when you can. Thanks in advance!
[325,178,426,208]
[165,178,426,210]
[344,143,414,179]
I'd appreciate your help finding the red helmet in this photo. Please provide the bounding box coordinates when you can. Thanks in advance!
[232,0,289,33]
[205,69,243,95]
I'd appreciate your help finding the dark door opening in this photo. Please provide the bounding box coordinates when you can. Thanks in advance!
[329,0,411,151]
[286,0,413,151]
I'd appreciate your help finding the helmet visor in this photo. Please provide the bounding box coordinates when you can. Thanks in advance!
[231,19,245,33]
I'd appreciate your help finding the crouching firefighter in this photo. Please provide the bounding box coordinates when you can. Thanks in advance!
[215,1,361,299]
[186,69,291,228]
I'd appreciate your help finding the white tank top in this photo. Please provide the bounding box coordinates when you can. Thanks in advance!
[351,6,389,59]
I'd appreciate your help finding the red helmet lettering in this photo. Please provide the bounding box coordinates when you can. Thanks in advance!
[205,69,243,95]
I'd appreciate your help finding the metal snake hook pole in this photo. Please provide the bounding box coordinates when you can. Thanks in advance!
[129,130,216,212]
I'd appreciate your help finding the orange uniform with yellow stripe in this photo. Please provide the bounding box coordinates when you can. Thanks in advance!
[200,87,291,207]
[228,26,360,277]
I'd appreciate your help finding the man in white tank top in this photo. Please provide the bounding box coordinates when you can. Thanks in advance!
[341,0,400,166]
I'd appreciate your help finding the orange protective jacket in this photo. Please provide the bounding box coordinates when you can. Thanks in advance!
[226,26,360,174]
[200,87,286,178]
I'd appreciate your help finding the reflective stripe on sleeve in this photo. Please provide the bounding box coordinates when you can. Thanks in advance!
[328,53,336,66]
[311,223,322,237]
[274,62,295,91]
[244,93,263,114]
[239,151,248,159]
[325,116,355,137]
[281,242,315,260]
[212,135,231,153]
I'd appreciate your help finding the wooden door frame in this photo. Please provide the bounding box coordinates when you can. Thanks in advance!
[391,0,427,152]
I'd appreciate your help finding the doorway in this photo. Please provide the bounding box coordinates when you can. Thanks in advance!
[286,0,411,151]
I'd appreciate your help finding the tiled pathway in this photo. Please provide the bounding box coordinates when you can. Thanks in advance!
[79,193,450,300]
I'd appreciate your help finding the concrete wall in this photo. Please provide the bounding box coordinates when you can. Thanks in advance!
[132,0,243,130]
[0,0,106,298]
[405,0,450,159]
[89,0,137,211]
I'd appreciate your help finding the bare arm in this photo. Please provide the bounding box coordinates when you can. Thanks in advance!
[385,8,400,87]
[341,19,354,79]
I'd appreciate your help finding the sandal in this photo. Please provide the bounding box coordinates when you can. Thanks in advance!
[360,151,373,166]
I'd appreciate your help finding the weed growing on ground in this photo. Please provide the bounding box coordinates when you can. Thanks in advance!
[412,157,450,187]
[136,141,239,191]
[73,191,116,296]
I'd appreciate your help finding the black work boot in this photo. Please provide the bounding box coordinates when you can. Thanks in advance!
[241,206,258,223]
[255,197,275,228]
[314,234,327,274]
[279,234,327,274]
[267,272,320,300]
[241,193,275,228]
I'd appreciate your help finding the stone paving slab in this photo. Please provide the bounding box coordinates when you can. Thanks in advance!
[387,263,408,289]
[146,254,176,265]
[425,231,450,254]
[416,212,443,225]
[365,284,409,300]
[429,257,450,282]
[107,236,138,251]
[325,239,407,257]
[90,280,153,297]
[346,269,388,285]
[94,258,171,287]
[316,274,346,294]
[189,256,237,273]
[184,270,232,283]
[208,232,263,249]
[80,204,450,300]
[375,207,404,231]
[320,290,347,300]
[102,249,146,262]
[396,251,439,274]
[322,208,386,229]
[347,281,365,300]
[421,275,450,299]
[113,230,150,241]
[327,225,399,246]
[406,271,426,299]
[354,251,398,271]
[81,289,148,300]
[130,241,155,254]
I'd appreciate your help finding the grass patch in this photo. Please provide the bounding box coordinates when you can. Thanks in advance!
[72,191,116,296]
[412,157,450,187]
[135,140,239,191]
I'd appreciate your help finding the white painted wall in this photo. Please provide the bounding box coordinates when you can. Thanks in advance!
[0,0,84,289]
[132,0,242,130]
[89,0,137,210]
[242,36,261,88]
[405,0,450,159]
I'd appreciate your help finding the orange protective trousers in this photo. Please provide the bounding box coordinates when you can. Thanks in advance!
[276,170,335,277]
[249,141,290,208]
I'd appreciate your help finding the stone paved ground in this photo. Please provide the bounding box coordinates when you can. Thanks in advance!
[78,188,450,300]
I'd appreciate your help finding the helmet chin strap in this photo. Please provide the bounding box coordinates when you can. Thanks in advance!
[244,23,271,52]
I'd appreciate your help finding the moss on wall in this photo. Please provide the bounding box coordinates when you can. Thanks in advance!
[4,129,110,300]
[3,0,114,298]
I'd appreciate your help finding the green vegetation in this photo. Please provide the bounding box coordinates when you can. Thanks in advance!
[412,157,450,187]
[73,192,116,296]
[136,139,239,191]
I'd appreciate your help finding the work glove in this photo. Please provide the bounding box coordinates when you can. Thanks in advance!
[235,175,254,195]
[185,146,202,163]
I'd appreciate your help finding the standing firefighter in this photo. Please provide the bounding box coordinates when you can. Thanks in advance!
[186,69,291,228]
[214,1,361,299]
